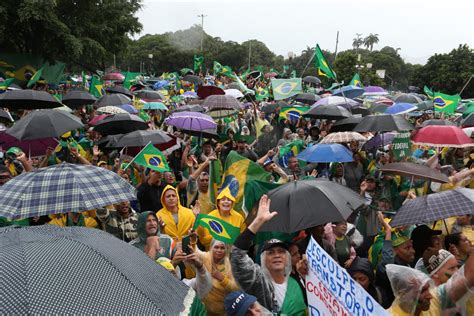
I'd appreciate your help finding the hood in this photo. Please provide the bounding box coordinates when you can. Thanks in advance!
[260,247,292,285]
[348,257,374,282]
[160,185,182,211]
[216,186,236,203]
[137,211,159,242]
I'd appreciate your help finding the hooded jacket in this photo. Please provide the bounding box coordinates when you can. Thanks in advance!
[156,185,195,241]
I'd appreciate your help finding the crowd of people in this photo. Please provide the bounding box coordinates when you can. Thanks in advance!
[1,70,473,316]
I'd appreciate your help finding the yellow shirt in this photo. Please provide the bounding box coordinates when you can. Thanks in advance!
[197,209,246,249]
[156,207,195,241]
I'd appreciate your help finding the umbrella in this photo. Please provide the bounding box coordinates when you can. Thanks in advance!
[303,104,352,120]
[261,103,281,114]
[95,94,131,107]
[102,72,124,81]
[172,104,204,113]
[1,225,193,314]
[143,102,168,110]
[351,107,370,117]
[247,71,262,80]
[180,68,194,76]
[379,162,449,183]
[303,76,321,85]
[88,114,110,126]
[297,143,354,163]
[462,127,474,138]
[394,93,422,104]
[385,103,417,115]
[0,90,62,110]
[153,80,169,90]
[62,90,97,109]
[105,85,133,98]
[362,132,396,150]
[390,188,474,227]
[197,85,225,99]
[6,110,84,141]
[420,119,456,127]
[180,128,219,140]
[260,180,365,233]
[294,93,321,105]
[461,113,474,127]
[96,134,124,148]
[330,116,363,132]
[0,163,136,219]
[313,96,359,108]
[369,104,390,114]
[412,125,472,148]
[363,86,388,96]
[182,91,198,99]
[416,100,434,111]
[373,97,394,106]
[93,113,148,135]
[226,82,242,91]
[332,85,365,99]
[134,90,164,101]
[113,130,172,147]
[118,104,138,114]
[320,132,366,144]
[264,72,278,79]
[96,105,128,114]
[353,115,414,132]
[0,108,14,122]
[225,89,244,99]
[182,75,204,86]
[165,111,216,131]
[0,132,57,157]
[202,95,241,111]
[461,104,474,118]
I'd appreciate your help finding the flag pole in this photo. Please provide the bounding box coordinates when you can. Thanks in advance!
[301,52,315,77]
[124,141,153,170]
[458,74,473,97]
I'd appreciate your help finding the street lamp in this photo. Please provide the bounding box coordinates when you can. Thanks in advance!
[197,14,207,52]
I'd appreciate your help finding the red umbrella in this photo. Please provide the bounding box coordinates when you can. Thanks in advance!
[197,85,225,99]
[412,125,473,148]
[102,73,125,81]
[88,114,110,126]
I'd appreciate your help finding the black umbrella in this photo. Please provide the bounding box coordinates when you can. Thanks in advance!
[0,109,14,123]
[369,103,390,114]
[93,113,148,135]
[182,75,204,86]
[303,105,351,120]
[380,162,449,183]
[112,130,172,147]
[96,134,124,148]
[260,180,365,233]
[6,110,84,140]
[133,90,165,100]
[351,107,370,117]
[247,71,262,80]
[95,94,131,107]
[105,85,133,98]
[393,93,422,104]
[62,90,97,109]
[172,104,205,113]
[390,188,474,227]
[180,128,219,140]
[303,76,321,85]
[461,113,474,127]
[261,103,281,114]
[353,115,414,132]
[294,93,321,105]
[0,90,62,109]
[416,100,434,111]
[1,225,194,315]
[421,119,456,127]
[330,116,363,132]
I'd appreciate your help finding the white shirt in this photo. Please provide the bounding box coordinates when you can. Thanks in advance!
[272,281,287,310]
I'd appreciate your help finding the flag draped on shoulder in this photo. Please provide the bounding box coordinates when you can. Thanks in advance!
[271,78,303,100]
[350,73,363,87]
[89,75,104,98]
[314,44,336,79]
[127,143,169,172]
[278,139,306,168]
[433,92,460,113]
[193,214,240,243]
[194,55,204,72]
[278,106,310,121]
[27,66,44,88]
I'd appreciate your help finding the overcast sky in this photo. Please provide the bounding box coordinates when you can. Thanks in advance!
[137,0,474,65]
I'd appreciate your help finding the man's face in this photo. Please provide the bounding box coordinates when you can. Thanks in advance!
[164,172,175,184]
[197,173,209,192]
[163,189,178,208]
[297,129,305,139]
[377,200,391,211]
[288,157,298,170]
[365,180,376,191]
[148,171,162,185]
[433,257,459,285]
[458,234,472,255]
[264,246,288,273]
[115,201,130,215]
[145,214,158,236]
[0,171,12,186]
[416,283,433,312]
[203,144,212,155]
[394,240,415,264]
[237,141,246,151]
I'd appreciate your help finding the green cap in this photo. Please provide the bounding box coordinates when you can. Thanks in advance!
[392,232,410,248]
[6,147,22,155]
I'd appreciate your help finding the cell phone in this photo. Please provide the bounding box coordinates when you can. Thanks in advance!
[181,235,191,255]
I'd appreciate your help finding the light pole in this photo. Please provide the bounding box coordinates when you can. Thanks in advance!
[197,14,207,52]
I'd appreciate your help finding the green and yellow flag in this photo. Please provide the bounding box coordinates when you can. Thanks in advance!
[193,214,240,244]
[350,73,363,87]
[0,78,14,90]
[127,143,169,172]
[89,75,104,98]
[123,72,141,89]
[233,73,254,95]
[213,61,223,75]
[208,158,223,206]
[433,92,460,113]
[315,44,336,79]
[255,87,271,101]
[424,86,434,99]
[271,78,303,100]
[221,66,235,78]
[194,55,204,72]
[278,106,310,121]
[27,66,44,88]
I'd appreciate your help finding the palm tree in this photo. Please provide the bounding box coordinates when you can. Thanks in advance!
[363,34,379,51]
[352,33,363,49]
[302,46,314,57]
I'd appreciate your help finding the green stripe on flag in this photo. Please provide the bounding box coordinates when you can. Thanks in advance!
[193,214,240,244]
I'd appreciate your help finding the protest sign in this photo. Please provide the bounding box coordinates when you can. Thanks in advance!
[392,132,411,160]
[305,237,388,316]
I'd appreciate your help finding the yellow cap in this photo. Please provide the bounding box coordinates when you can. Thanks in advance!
[217,186,236,202]
[156,257,175,271]
[61,131,72,139]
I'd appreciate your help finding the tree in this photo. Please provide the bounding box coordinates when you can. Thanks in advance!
[352,34,364,50]
[0,0,143,71]
[364,34,379,51]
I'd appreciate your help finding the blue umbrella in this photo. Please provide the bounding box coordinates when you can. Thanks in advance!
[153,80,169,90]
[118,104,138,114]
[143,102,168,110]
[385,103,417,115]
[332,85,365,99]
[297,143,354,163]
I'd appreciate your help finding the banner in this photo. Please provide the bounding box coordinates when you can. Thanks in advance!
[305,237,388,316]
[392,132,411,160]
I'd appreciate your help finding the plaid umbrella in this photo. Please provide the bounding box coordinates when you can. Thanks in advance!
[320,131,366,144]
[0,163,136,220]
[201,94,241,111]
[390,188,474,227]
[1,225,194,314]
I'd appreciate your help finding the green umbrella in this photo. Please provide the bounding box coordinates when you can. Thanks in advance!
[143,102,168,110]
[462,102,474,118]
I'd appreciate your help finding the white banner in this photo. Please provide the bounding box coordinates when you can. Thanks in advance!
[376,69,386,79]
[305,237,388,316]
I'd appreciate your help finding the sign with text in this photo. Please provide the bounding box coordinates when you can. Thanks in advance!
[392,132,412,160]
[305,237,388,316]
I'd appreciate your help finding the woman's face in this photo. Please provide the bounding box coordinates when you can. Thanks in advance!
[335,164,343,176]
[163,189,178,208]
[218,197,233,212]
[458,234,472,255]
[352,271,370,290]
[334,222,347,236]
[212,242,226,261]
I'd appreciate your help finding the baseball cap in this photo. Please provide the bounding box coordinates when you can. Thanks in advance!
[425,249,455,276]
[224,291,258,316]
[6,147,22,156]
[263,158,273,167]
[262,238,289,252]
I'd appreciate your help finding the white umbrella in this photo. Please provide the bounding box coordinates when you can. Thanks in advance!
[224,89,244,99]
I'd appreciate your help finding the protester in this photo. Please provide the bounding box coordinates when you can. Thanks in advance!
[130,211,172,259]
[96,201,139,242]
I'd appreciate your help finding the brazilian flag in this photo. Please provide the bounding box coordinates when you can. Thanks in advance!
[0,78,14,90]
[278,106,310,121]
[27,66,44,88]
[213,61,223,75]
[350,73,363,87]
[423,86,434,99]
[221,66,235,78]
[314,44,336,79]
[193,55,204,72]
[433,92,460,114]
[127,143,169,172]
[122,71,141,89]
[271,78,303,100]
[255,87,270,101]
[193,214,240,244]
[278,139,306,168]
[89,75,104,98]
